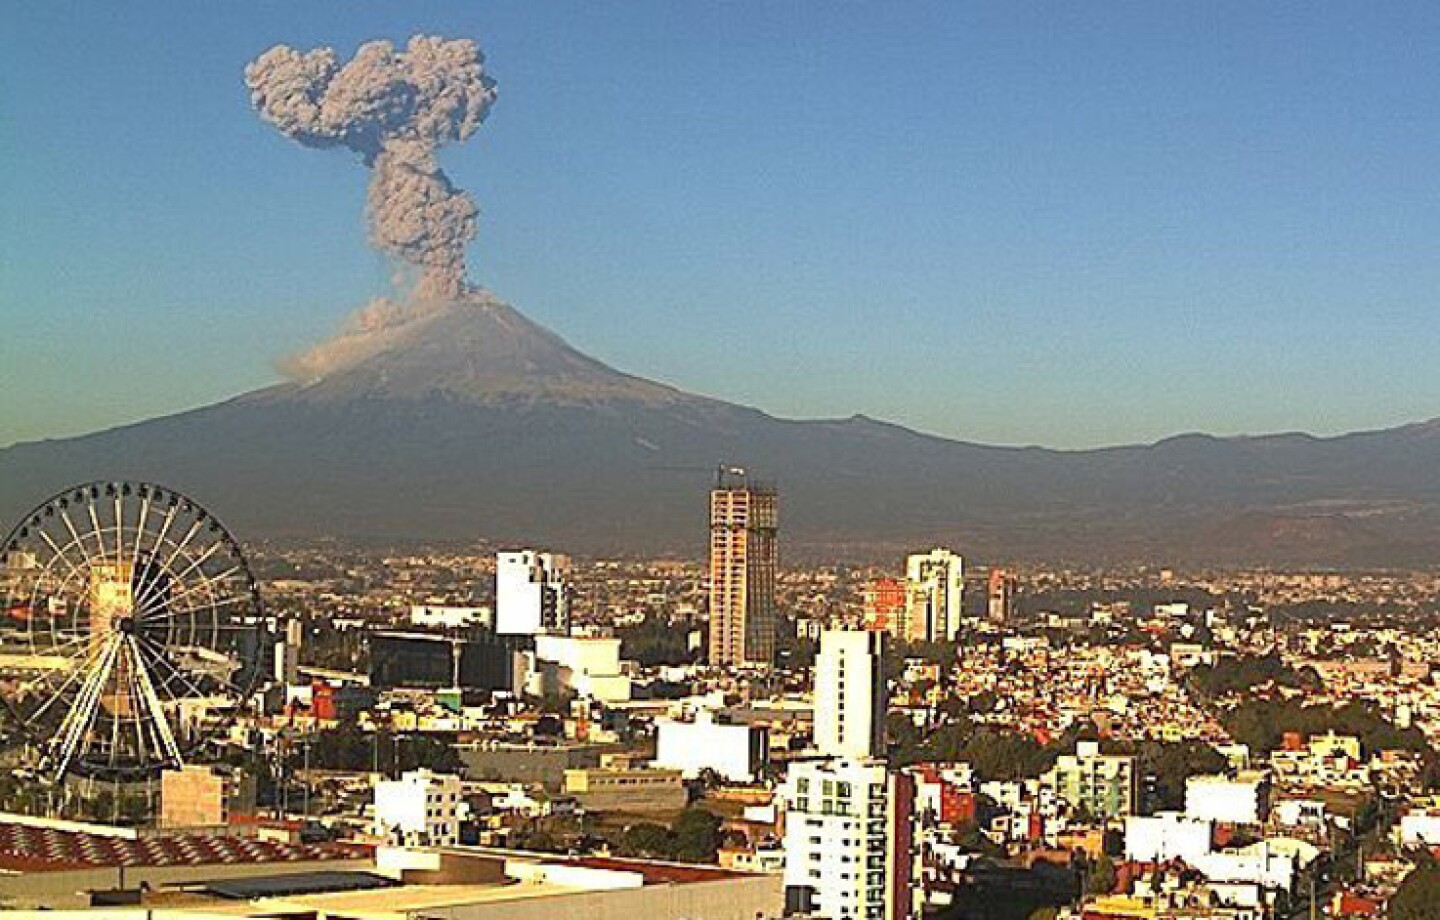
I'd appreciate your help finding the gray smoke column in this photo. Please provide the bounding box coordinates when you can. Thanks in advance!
[245,35,497,303]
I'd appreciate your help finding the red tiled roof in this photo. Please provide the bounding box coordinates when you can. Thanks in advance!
[0,823,370,873]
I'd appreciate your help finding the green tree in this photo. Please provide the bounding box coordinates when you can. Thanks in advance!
[1390,863,1440,920]
[672,808,723,863]
[619,822,674,859]
[1085,853,1117,895]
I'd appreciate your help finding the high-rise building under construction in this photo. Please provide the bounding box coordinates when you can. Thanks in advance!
[708,469,777,667]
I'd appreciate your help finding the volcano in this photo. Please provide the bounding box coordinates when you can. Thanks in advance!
[4,294,1440,564]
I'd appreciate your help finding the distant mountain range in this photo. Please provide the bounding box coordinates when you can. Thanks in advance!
[4,293,1440,565]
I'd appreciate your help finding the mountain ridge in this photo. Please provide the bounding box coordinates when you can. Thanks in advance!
[3,294,1440,564]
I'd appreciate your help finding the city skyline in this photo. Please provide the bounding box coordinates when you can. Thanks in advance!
[9,4,1440,449]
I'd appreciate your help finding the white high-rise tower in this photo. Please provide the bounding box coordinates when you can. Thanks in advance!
[495,550,570,636]
[903,548,964,642]
[814,629,886,761]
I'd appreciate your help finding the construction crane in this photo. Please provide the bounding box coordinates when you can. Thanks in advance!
[646,462,748,487]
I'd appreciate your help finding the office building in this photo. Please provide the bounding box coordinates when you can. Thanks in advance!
[782,758,915,920]
[903,549,963,642]
[987,568,1018,625]
[373,768,464,848]
[369,631,525,692]
[708,470,778,667]
[496,550,571,636]
[815,630,886,761]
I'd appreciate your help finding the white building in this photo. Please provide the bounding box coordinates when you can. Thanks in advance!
[1124,812,1214,864]
[782,758,915,920]
[815,630,886,760]
[496,551,570,636]
[529,634,631,702]
[1185,771,1270,826]
[1398,809,1440,846]
[904,549,963,642]
[655,711,769,782]
[373,769,464,848]
[274,618,302,686]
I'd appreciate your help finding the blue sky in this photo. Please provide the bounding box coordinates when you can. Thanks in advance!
[4,2,1440,449]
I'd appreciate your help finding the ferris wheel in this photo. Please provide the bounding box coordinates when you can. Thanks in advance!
[0,482,263,782]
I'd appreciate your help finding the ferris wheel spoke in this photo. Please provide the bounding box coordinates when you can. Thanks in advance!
[131,519,215,616]
[21,650,98,723]
[51,633,123,782]
[112,493,124,570]
[35,530,90,594]
[129,636,182,765]
[86,500,108,564]
[141,589,251,624]
[126,493,154,595]
[57,505,93,570]
[139,563,243,622]
[133,635,213,702]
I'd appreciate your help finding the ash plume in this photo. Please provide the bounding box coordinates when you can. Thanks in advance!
[245,35,497,305]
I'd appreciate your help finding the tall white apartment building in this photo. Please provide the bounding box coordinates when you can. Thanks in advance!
[782,758,915,920]
[815,630,886,761]
[495,550,570,636]
[373,769,463,848]
[904,549,963,642]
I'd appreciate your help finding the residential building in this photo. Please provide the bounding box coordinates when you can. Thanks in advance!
[986,568,1017,625]
[159,764,255,828]
[782,758,915,920]
[496,550,570,636]
[1042,740,1138,820]
[904,549,963,642]
[815,630,886,761]
[708,471,778,667]
[863,578,907,634]
[373,768,464,848]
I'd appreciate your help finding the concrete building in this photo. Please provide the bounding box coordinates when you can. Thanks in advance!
[862,578,907,634]
[459,741,610,792]
[654,711,770,782]
[373,769,464,848]
[496,550,571,636]
[986,568,1017,625]
[1185,771,1271,826]
[530,634,632,702]
[1124,812,1214,864]
[782,758,915,920]
[1042,741,1138,820]
[159,765,255,828]
[274,618,302,686]
[815,630,886,761]
[563,766,687,813]
[708,471,778,667]
[410,604,492,630]
[904,549,963,642]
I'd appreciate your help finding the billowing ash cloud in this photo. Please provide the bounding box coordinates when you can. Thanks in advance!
[245,35,497,304]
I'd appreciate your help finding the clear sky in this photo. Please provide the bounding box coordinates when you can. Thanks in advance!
[4,2,1440,450]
